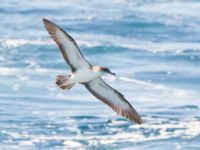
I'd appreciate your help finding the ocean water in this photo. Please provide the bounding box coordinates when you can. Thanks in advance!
[0,0,200,149]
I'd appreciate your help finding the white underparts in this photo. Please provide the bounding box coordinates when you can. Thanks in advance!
[56,67,100,90]
[71,67,100,83]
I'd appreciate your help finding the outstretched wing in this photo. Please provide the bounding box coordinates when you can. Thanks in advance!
[84,78,143,124]
[43,18,91,72]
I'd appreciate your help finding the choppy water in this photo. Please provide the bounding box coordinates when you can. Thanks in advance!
[0,0,200,149]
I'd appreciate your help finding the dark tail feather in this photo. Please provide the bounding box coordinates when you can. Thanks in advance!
[56,75,75,90]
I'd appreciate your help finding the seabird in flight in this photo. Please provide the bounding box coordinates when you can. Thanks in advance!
[43,18,143,124]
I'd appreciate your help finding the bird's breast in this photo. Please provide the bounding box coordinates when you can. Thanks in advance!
[72,67,98,83]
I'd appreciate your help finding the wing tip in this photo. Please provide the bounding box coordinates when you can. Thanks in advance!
[133,111,143,124]
[42,18,56,30]
[133,116,143,125]
[42,18,48,22]
[42,18,74,42]
[42,18,49,26]
[127,110,143,125]
[42,18,51,25]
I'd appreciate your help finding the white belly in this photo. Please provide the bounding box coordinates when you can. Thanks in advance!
[72,67,98,83]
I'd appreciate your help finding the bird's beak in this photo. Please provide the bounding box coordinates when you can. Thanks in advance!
[109,71,116,76]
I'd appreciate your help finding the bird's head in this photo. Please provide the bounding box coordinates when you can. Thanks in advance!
[93,66,116,76]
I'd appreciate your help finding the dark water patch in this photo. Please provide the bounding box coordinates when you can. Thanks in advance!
[163,53,200,64]
[173,105,199,110]
[166,127,186,133]
[63,19,182,42]
[153,111,182,116]
[0,8,56,15]
[82,45,126,55]
[70,115,100,120]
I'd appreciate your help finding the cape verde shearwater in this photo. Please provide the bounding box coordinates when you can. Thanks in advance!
[43,18,143,124]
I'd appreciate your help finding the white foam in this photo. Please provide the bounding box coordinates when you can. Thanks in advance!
[0,67,20,75]
[4,119,200,148]
[104,75,192,99]
[1,35,200,53]
[135,2,200,18]
[63,140,83,148]
[0,39,50,48]
[75,33,200,53]
[102,75,200,107]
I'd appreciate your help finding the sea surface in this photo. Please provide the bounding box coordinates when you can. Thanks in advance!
[0,0,200,149]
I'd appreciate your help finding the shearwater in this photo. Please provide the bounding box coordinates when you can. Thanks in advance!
[43,18,143,124]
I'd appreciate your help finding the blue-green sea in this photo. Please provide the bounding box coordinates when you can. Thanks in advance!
[0,0,200,149]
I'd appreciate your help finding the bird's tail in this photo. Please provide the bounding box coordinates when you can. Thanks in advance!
[56,74,75,90]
